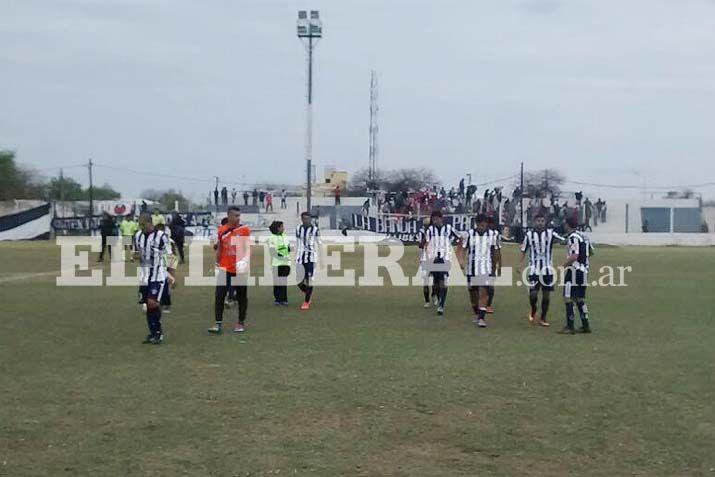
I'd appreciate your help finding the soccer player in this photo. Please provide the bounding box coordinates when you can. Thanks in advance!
[417,218,437,308]
[423,210,460,316]
[558,217,592,335]
[519,213,565,327]
[155,223,177,313]
[485,216,503,314]
[208,206,251,334]
[458,214,498,328]
[295,211,322,310]
[133,213,175,344]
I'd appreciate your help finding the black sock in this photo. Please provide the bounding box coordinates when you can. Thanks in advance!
[487,287,495,306]
[423,286,430,303]
[478,307,486,320]
[577,302,590,328]
[472,305,480,315]
[565,302,575,329]
[298,282,307,293]
[147,307,162,337]
[305,286,313,303]
[439,287,448,307]
[541,296,550,322]
[529,292,538,315]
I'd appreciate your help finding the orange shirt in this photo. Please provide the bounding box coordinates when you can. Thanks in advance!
[216,223,251,273]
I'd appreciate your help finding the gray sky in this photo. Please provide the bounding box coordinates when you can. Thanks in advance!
[2,0,715,200]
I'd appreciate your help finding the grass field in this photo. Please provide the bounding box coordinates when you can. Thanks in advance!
[1,241,714,476]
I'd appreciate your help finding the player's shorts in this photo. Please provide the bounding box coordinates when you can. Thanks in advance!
[528,273,555,292]
[145,281,165,303]
[297,261,315,281]
[467,274,493,288]
[138,285,148,304]
[563,269,587,299]
[428,258,450,283]
[419,261,430,285]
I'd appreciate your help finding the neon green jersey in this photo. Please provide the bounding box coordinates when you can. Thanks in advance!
[267,233,290,267]
[120,219,138,236]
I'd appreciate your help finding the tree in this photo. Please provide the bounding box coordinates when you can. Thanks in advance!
[518,169,565,198]
[141,188,191,211]
[45,176,84,201]
[45,176,120,200]
[1,150,122,201]
[348,167,439,195]
[348,168,386,194]
[0,150,45,200]
[91,183,121,200]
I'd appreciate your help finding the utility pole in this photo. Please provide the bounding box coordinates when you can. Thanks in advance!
[87,159,94,217]
[297,10,323,215]
[520,162,524,230]
[368,70,379,188]
[59,168,65,203]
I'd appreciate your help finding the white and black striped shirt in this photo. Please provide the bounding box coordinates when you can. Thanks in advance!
[425,224,459,262]
[462,229,496,276]
[565,231,589,274]
[489,229,503,250]
[521,228,564,275]
[133,229,172,284]
[295,223,321,264]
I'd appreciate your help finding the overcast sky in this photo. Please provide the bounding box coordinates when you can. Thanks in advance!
[2,0,715,200]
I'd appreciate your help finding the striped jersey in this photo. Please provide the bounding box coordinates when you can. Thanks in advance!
[424,224,459,261]
[520,228,564,275]
[462,229,496,276]
[133,229,172,284]
[565,231,589,275]
[295,223,320,264]
[488,229,503,250]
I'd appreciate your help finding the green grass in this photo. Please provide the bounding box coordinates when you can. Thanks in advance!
[0,241,714,476]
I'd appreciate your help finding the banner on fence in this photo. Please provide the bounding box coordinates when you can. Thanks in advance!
[351,213,477,243]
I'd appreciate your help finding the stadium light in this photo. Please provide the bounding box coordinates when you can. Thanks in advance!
[296,10,323,214]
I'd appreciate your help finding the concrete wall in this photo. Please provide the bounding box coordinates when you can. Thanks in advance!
[589,232,715,246]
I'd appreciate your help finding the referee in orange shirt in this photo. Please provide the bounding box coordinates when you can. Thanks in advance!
[208,206,251,334]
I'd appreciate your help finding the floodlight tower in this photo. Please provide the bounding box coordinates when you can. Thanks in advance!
[297,10,323,214]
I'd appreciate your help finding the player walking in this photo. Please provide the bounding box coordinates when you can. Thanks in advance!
[417,218,437,308]
[133,213,175,344]
[519,213,565,327]
[208,206,251,334]
[485,216,502,314]
[295,212,322,310]
[558,217,592,334]
[423,210,460,316]
[458,215,498,328]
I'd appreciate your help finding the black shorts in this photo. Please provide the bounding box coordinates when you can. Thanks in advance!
[145,281,165,303]
[297,262,315,280]
[428,258,450,282]
[528,273,555,292]
[563,282,586,299]
[467,274,493,288]
[563,269,587,299]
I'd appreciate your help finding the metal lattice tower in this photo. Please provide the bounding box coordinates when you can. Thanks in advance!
[368,70,379,188]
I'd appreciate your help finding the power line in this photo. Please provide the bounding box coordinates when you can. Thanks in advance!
[31,163,86,172]
[91,163,256,187]
[472,173,520,187]
[564,179,715,190]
